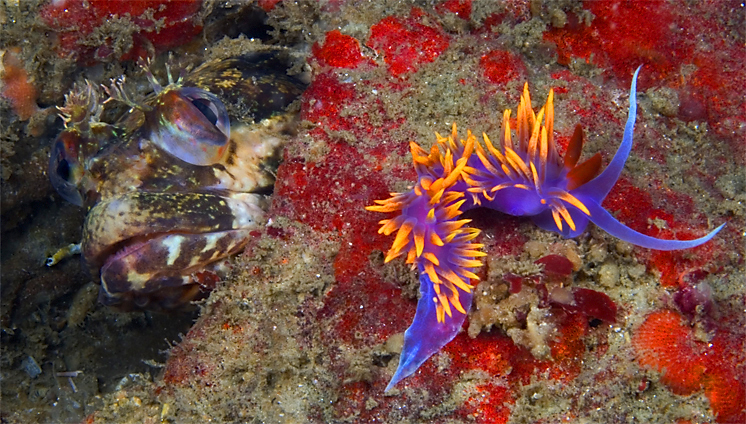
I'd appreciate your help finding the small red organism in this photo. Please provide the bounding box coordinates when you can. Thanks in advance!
[435,0,472,20]
[535,254,574,277]
[312,30,368,69]
[367,7,449,77]
[543,284,618,325]
[673,274,713,318]
[1,48,39,120]
[504,273,523,294]
[677,86,708,123]
[256,0,282,12]
[569,288,617,324]
[479,50,527,86]
[632,310,706,395]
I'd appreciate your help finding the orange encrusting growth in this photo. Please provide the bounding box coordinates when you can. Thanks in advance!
[703,360,746,423]
[1,48,39,120]
[632,310,706,395]
[633,310,746,422]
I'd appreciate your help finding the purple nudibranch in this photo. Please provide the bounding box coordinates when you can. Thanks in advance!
[367,67,725,391]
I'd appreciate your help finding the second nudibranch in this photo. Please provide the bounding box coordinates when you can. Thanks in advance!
[367,67,724,391]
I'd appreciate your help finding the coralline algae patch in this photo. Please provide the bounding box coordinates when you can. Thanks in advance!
[311,30,370,70]
[367,7,450,78]
[479,50,527,87]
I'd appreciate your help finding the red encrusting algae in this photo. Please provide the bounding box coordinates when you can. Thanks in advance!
[543,0,679,85]
[367,7,450,77]
[479,50,527,86]
[39,0,203,62]
[435,0,472,20]
[601,178,723,288]
[312,30,368,69]
[543,0,746,161]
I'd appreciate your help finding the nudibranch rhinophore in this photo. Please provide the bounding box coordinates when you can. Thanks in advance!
[366,67,724,391]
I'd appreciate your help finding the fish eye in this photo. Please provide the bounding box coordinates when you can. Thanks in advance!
[150,87,231,166]
[56,155,71,181]
[48,134,85,206]
[180,88,230,139]
[189,97,219,127]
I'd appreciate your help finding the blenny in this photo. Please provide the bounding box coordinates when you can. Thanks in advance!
[48,52,306,310]
[367,67,724,390]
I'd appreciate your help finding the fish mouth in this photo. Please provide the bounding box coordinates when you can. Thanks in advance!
[81,191,267,278]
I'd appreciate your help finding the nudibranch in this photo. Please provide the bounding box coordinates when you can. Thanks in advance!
[367,67,724,391]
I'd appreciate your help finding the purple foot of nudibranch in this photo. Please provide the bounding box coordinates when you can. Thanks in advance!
[386,272,472,392]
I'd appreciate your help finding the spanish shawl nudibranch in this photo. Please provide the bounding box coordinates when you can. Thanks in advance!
[366,67,725,391]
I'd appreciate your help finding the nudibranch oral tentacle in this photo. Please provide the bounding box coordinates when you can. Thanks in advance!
[367,67,725,391]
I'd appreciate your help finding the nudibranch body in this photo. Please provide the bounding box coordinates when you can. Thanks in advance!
[48,53,306,310]
[367,67,724,391]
